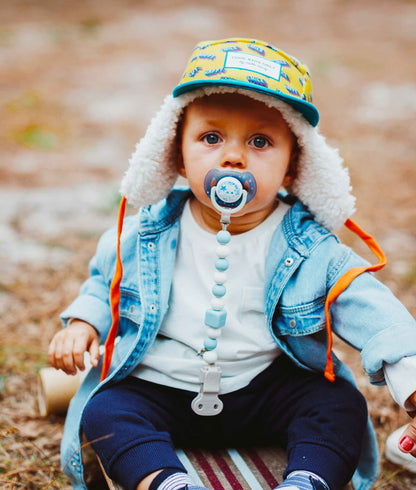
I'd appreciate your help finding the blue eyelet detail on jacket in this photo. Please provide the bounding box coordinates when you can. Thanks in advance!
[277,296,326,336]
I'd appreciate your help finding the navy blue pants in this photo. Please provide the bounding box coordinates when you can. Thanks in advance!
[82,355,368,490]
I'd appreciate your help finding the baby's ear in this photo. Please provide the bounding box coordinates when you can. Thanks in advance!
[282,174,294,187]
[176,151,186,178]
[284,141,300,186]
[175,110,187,177]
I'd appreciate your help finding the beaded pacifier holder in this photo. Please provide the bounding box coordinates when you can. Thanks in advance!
[191,170,257,416]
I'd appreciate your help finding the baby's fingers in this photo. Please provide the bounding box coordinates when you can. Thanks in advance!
[73,336,88,371]
[54,335,77,375]
[48,337,58,368]
[48,333,67,371]
[89,337,101,367]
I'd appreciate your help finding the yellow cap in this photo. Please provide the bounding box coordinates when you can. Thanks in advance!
[173,38,319,126]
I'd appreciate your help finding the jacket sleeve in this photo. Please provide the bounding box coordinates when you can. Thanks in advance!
[328,245,416,385]
[60,227,117,342]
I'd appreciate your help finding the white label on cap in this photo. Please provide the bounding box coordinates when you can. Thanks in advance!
[224,52,282,81]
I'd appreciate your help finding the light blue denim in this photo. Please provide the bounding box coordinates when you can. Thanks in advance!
[60,188,416,489]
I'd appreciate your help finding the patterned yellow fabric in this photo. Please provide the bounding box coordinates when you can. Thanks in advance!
[173,38,319,126]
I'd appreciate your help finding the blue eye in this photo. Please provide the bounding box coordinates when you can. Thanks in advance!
[251,136,269,148]
[203,134,220,144]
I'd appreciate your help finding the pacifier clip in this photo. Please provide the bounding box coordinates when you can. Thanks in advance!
[191,172,253,416]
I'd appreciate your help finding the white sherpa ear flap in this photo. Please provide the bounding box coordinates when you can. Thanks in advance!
[121,87,356,231]
[292,127,355,231]
[120,95,186,208]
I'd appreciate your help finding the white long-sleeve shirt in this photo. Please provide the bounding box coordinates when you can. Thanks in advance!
[132,200,290,393]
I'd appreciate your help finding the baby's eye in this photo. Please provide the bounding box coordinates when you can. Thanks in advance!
[250,136,270,149]
[202,133,220,145]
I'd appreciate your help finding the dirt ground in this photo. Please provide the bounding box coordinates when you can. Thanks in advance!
[1,0,415,488]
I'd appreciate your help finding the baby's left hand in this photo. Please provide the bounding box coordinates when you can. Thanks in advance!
[398,391,416,458]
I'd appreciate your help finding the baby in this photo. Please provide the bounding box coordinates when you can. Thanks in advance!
[49,38,416,490]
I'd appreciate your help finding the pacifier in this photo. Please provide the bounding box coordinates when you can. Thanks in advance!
[203,169,257,214]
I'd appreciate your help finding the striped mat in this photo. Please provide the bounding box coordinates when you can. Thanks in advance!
[100,447,287,490]
[177,447,286,489]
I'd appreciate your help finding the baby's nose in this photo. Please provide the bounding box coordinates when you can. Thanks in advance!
[221,142,246,168]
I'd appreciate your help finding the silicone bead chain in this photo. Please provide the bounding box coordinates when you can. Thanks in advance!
[191,175,249,416]
[201,225,230,364]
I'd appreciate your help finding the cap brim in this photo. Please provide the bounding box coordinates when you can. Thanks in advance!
[173,79,319,127]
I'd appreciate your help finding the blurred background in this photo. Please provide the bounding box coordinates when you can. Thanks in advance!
[1,0,415,487]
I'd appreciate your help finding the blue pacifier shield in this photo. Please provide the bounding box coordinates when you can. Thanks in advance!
[204,170,257,208]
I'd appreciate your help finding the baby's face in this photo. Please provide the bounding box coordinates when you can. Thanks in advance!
[178,93,297,233]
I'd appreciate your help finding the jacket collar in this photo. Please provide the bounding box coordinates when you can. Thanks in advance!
[282,201,334,258]
[138,188,192,234]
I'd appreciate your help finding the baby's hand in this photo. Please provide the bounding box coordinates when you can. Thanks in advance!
[48,319,100,375]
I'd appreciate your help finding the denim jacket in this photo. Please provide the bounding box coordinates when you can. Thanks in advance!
[60,189,416,490]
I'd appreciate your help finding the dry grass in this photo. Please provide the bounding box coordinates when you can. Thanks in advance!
[0,239,105,488]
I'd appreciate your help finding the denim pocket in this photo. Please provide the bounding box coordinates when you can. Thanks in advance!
[119,288,142,324]
[276,296,326,336]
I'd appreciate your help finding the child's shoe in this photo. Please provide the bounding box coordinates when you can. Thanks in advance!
[178,486,210,490]
[151,470,210,490]
[277,470,329,490]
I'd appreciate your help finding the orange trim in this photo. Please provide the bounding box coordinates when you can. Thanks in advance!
[100,196,127,381]
[324,219,387,381]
